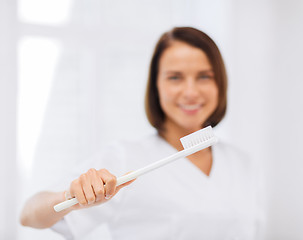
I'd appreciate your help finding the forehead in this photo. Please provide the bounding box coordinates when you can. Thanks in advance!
[159,41,212,71]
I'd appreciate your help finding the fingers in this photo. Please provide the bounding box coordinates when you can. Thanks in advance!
[82,171,96,204]
[97,169,117,200]
[89,169,105,202]
[70,178,87,206]
[69,168,118,207]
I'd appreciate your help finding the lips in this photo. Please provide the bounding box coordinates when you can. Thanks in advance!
[178,104,202,113]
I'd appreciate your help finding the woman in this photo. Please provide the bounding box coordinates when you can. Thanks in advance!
[20,27,259,239]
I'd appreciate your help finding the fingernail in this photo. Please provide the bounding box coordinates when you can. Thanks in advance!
[105,195,112,200]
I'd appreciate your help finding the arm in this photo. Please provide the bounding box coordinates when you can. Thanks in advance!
[20,191,71,228]
[20,168,134,229]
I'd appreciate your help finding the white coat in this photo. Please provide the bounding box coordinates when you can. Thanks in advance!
[52,133,262,240]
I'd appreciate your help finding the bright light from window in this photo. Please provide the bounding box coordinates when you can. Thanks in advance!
[17,37,61,177]
[18,0,73,25]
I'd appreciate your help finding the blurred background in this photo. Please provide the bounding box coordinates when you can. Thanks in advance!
[1,0,303,239]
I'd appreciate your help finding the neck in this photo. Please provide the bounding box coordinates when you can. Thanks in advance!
[160,121,199,151]
[159,121,213,176]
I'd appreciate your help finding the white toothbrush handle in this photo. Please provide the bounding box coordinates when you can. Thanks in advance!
[116,136,217,185]
[54,137,217,212]
[54,198,79,212]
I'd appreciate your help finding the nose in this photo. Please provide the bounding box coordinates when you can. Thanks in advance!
[182,79,199,100]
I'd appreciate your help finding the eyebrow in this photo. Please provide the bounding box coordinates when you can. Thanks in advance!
[164,71,182,75]
[164,69,214,75]
[197,70,214,74]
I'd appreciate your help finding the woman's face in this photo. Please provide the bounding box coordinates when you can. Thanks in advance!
[157,41,219,133]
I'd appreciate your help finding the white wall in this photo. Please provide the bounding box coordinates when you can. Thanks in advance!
[0,0,302,239]
[227,1,303,239]
[265,1,303,239]
[0,0,17,239]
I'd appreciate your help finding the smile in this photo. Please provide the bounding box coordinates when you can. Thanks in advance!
[179,104,202,111]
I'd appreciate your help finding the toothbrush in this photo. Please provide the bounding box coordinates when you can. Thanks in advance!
[54,126,218,212]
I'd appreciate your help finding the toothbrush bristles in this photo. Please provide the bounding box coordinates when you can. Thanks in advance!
[180,126,214,149]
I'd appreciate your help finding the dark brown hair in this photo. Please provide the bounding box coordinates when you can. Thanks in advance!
[145,27,227,132]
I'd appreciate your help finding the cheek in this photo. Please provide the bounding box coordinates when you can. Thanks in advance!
[204,83,219,109]
[158,82,178,105]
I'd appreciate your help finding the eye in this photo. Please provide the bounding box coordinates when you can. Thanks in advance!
[168,75,181,81]
[198,74,213,81]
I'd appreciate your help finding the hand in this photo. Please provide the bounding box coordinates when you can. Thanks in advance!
[68,168,134,210]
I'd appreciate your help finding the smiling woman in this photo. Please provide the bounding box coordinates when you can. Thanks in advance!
[20,27,261,240]
[12,1,303,239]
[144,27,227,177]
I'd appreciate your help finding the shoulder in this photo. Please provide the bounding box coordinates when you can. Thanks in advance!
[87,132,166,172]
[116,132,162,150]
[116,132,170,164]
[214,140,254,174]
[94,132,160,159]
[215,140,250,160]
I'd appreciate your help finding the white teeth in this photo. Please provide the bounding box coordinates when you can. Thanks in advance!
[180,104,201,111]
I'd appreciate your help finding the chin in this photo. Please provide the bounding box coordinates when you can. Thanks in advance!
[183,119,206,129]
[181,124,203,133]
